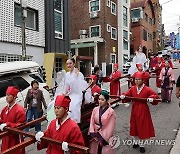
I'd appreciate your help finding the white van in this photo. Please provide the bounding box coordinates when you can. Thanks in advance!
[0,61,51,111]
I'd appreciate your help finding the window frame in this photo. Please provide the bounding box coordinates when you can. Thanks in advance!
[110,53,116,64]
[111,1,117,15]
[123,6,128,27]
[89,0,100,13]
[143,29,147,41]
[89,25,101,37]
[14,3,38,31]
[106,0,110,7]
[111,26,117,40]
[107,24,111,32]
[54,0,63,39]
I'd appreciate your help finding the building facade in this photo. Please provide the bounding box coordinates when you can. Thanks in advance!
[70,0,130,74]
[130,0,155,56]
[0,0,45,65]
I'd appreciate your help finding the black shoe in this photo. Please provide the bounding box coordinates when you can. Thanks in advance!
[133,144,139,149]
[140,147,145,153]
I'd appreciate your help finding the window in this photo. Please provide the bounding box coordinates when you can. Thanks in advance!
[0,54,32,63]
[0,79,14,98]
[111,1,116,15]
[13,77,30,91]
[152,18,155,25]
[123,7,128,27]
[54,0,63,39]
[55,58,63,72]
[111,27,117,40]
[107,24,111,32]
[123,30,128,40]
[131,8,141,18]
[106,0,110,7]
[90,25,101,37]
[110,54,116,63]
[148,33,152,41]
[149,18,152,26]
[144,13,148,22]
[14,3,38,30]
[29,74,44,83]
[153,32,156,39]
[143,29,147,41]
[123,30,128,50]
[89,0,100,12]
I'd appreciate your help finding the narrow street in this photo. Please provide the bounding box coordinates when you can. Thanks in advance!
[25,62,180,154]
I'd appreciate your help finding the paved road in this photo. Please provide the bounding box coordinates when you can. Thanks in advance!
[4,62,180,154]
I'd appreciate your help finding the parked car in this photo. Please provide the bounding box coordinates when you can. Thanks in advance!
[0,61,51,111]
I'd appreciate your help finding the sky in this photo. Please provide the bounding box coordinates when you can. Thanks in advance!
[159,0,180,35]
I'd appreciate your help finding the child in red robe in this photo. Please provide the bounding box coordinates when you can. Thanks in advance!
[88,75,102,103]
[36,95,85,154]
[154,57,165,94]
[120,72,159,153]
[0,86,26,154]
[109,63,121,96]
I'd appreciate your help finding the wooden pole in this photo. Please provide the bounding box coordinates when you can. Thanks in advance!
[2,138,35,154]
[3,127,89,153]
[0,116,46,139]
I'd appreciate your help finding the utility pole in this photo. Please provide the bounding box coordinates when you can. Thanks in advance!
[21,0,27,61]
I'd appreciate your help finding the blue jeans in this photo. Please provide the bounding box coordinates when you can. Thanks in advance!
[24,107,42,132]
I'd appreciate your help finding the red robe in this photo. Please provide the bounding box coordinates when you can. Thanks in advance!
[91,85,101,95]
[0,103,26,154]
[110,70,121,96]
[37,118,85,154]
[150,57,157,68]
[155,62,165,87]
[122,85,159,139]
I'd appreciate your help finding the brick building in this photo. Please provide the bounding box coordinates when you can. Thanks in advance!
[130,0,156,56]
[70,0,130,75]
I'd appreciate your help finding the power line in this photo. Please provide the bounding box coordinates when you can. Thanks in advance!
[161,0,174,5]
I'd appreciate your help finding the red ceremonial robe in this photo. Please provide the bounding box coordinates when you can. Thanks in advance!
[155,62,165,88]
[37,118,85,154]
[0,103,26,154]
[122,85,159,139]
[110,70,121,96]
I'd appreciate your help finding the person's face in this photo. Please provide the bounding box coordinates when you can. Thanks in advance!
[113,66,118,71]
[66,59,75,71]
[157,59,161,64]
[165,61,170,67]
[137,66,143,72]
[32,82,39,90]
[135,78,143,86]
[98,95,108,107]
[6,94,15,104]
[54,106,66,119]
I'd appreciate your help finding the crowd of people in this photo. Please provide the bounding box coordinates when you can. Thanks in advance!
[0,48,179,154]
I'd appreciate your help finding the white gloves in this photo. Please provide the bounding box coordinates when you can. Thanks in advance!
[62,141,69,151]
[120,95,125,100]
[147,98,153,102]
[0,123,7,131]
[35,131,44,142]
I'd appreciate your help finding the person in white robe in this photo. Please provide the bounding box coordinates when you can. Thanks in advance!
[63,58,91,123]
[128,46,148,75]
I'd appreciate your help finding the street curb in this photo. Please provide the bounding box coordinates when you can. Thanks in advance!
[169,125,180,154]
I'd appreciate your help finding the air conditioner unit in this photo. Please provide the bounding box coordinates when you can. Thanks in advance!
[79,30,87,35]
[90,12,98,19]
[132,18,139,22]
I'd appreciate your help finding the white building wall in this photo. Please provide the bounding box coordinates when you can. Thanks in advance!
[117,0,130,71]
[0,0,45,65]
